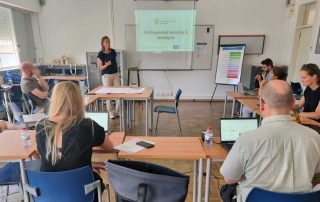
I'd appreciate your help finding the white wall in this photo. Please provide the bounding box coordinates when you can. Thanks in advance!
[284,0,320,82]
[0,0,40,12]
[35,0,288,99]
[37,0,109,65]
[111,0,288,99]
[309,0,320,64]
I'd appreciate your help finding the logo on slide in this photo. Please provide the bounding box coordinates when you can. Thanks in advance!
[154,17,159,25]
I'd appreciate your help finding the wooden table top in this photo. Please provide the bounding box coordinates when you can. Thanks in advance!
[226,91,258,99]
[84,94,100,106]
[237,98,261,115]
[89,86,153,99]
[93,132,125,153]
[0,130,124,159]
[118,136,206,160]
[202,137,228,160]
[237,98,320,127]
[0,130,36,159]
[42,75,87,81]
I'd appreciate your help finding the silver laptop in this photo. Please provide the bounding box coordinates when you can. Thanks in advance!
[238,82,256,96]
[220,118,258,151]
[85,112,109,132]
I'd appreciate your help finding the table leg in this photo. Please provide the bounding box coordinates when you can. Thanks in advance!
[94,100,98,112]
[132,100,135,121]
[120,99,124,132]
[197,159,203,202]
[231,98,235,118]
[193,160,198,202]
[240,104,243,118]
[150,91,154,133]
[204,158,211,202]
[3,92,12,123]
[19,159,29,202]
[223,94,227,118]
[126,101,130,130]
[145,99,148,136]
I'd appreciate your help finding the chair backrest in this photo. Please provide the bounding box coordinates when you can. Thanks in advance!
[0,162,21,185]
[26,166,95,202]
[21,93,34,115]
[8,102,24,124]
[246,187,320,202]
[175,89,182,108]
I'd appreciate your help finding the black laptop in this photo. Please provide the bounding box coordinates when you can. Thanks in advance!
[220,118,258,151]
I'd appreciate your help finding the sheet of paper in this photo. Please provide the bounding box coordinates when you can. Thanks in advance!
[114,138,155,153]
[196,42,208,58]
[23,113,47,123]
[95,87,145,94]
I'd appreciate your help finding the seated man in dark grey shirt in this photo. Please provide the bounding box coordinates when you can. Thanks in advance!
[20,61,49,108]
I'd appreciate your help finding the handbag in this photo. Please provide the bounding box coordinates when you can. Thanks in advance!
[107,160,189,202]
[220,183,238,202]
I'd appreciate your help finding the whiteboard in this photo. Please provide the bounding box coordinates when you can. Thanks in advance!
[214,44,246,85]
[219,35,265,55]
[125,25,214,70]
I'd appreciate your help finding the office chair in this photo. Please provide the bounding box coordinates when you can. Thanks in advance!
[21,94,35,115]
[8,102,24,125]
[25,166,105,202]
[0,160,41,200]
[246,187,320,202]
[107,160,189,202]
[0,162,22,200]
[154,89,182,136]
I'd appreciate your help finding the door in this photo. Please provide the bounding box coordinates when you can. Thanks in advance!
[292,27,313,82]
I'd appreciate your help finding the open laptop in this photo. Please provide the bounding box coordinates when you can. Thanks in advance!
[238,82,256,96]
[85,112,109,132]
[220,118,258,151]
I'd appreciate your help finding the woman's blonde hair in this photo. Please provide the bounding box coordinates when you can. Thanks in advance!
[45,81,85,165]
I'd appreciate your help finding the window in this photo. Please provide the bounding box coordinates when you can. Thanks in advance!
[0,6,19,69]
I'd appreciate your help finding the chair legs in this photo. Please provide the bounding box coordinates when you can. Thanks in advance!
[176,111,182,136]
[154,112,160,135]
[154,111,182,136]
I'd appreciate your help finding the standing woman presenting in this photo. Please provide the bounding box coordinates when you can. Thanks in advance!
[97,36,120,119]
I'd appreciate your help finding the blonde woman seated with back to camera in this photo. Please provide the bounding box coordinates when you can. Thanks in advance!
[35,81,113,201]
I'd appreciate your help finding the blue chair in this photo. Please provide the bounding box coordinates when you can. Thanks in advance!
[154,89,182,136]
[246,187,320,202]
[0,160,40,200]
[0,162,22,199]
[25,166,102,202]
[8,102,25,125]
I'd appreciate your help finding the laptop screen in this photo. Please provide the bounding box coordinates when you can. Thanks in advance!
[220,119,258,142]
[85,112,109,132]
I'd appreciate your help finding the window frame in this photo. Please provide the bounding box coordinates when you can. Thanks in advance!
[0,6,20,70]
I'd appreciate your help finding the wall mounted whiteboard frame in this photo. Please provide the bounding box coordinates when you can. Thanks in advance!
[125,24,214,70]
[218,35,265,55]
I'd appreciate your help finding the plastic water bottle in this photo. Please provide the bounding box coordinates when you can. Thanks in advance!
[204,126,213,145]
[20,130,31,147]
